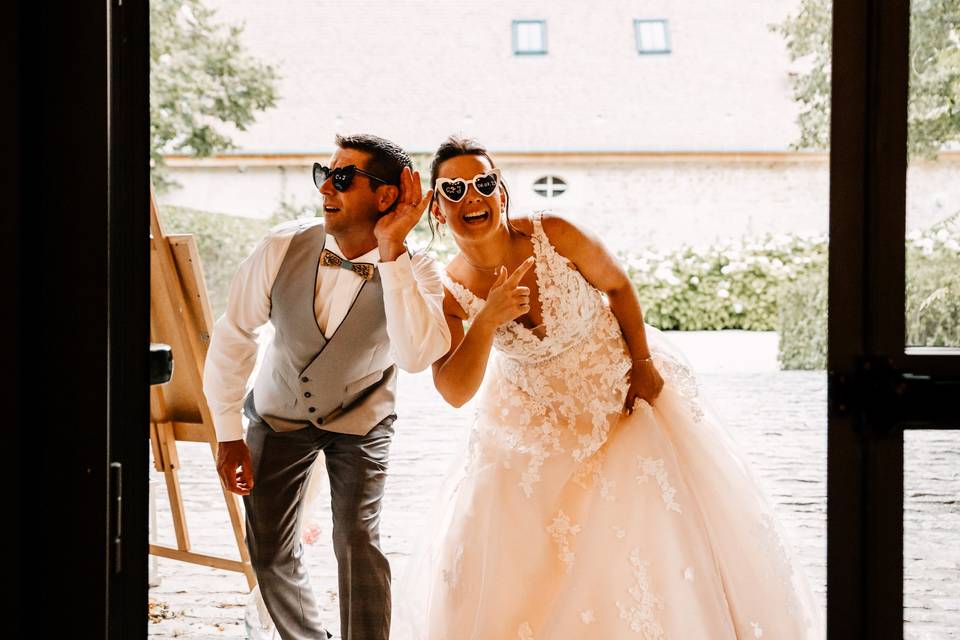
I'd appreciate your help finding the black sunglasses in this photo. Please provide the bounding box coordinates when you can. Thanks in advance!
[313,162,389,192]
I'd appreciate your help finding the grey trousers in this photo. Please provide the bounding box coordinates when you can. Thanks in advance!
[243,413,396,640]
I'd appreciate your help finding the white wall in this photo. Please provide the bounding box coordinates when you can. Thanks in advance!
[160,164,315,220]
[503,157,831,250]
[160,156,959,252]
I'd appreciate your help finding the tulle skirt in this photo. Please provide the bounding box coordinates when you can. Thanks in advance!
[399,327,823,639]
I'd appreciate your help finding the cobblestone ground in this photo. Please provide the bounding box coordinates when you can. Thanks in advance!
[148,332,959,639]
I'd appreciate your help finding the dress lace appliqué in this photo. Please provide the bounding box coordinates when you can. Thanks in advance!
[518,621,535,640]
[655,355,705,423]
[441,543,464,591]
[546,510,582,573]
[616,547,666,638]
[636,457,682,513]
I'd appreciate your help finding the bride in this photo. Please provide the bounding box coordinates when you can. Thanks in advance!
[400,136,823,639]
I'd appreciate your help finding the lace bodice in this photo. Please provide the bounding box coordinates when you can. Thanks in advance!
[441,214,632,492]
[443,213,606,364]
[441,212,706,498]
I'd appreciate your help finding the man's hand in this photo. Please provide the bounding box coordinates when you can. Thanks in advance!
[216,439,255,496]
[375,166,433,261]
[624,359,665,415]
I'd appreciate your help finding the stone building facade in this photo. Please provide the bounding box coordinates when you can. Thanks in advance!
[159,0,959,251]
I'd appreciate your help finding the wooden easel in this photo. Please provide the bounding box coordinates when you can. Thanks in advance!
[149,185,256,589]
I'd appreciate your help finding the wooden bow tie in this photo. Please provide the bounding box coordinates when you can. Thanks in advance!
[320,248,376,280]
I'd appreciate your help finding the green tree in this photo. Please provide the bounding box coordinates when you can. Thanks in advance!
[772,0,960,158]
[150,0,279,190]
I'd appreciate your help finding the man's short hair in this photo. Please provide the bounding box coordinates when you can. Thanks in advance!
[335,133,412,190]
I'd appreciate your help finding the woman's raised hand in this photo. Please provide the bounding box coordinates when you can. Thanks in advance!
[477,257,535,328]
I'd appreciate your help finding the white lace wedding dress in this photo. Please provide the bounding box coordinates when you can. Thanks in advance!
[400,213,823,639]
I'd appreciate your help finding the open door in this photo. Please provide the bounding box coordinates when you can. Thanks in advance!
[828,0,960,637]
[108,0,152,637]
[6,0,149,636]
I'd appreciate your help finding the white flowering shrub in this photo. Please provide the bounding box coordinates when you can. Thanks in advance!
[621,234,828,332]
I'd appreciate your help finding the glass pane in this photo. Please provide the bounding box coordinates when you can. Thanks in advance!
[516,22,544,52]
[904,430,960,637]
[638,21,668,52]
[905,0,960,348]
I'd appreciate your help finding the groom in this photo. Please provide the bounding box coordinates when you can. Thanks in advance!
[203,133,450,640]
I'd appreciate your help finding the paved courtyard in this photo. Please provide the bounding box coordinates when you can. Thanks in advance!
[148,331,959,639]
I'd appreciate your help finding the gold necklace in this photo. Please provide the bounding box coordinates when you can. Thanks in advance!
[459,251,504,274]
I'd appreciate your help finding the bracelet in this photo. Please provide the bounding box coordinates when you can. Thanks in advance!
[632,356,653,363]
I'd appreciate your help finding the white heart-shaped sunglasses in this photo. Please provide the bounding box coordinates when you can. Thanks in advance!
[434,168,503,202]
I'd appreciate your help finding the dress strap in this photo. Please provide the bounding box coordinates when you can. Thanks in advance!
[529,211,559,260]
[530,211,546,240]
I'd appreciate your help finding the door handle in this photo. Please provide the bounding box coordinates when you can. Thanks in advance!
[150,343,173,385]
[110,461,122,574]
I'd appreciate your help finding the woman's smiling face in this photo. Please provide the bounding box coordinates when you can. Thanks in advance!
[432,154,506,241]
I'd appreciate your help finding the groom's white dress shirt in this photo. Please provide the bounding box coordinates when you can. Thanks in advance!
[203,218,451,442]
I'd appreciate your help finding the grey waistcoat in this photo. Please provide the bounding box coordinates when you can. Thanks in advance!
[243,220,396,436]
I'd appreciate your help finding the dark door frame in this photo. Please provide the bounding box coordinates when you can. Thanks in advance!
[6,0,958,636]
[828,0,960,637]
[4,0,150,636]
[108,0,152,635]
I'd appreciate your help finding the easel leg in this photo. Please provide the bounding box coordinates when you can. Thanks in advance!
[209,440,258,590]
[155,421,191,551]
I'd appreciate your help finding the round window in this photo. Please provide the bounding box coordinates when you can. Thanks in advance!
[533,176,567,198]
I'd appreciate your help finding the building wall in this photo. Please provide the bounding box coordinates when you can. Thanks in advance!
[160,154,960,252]
[504,155,831,250]
[157,2,959,252]
[161,163,304,221]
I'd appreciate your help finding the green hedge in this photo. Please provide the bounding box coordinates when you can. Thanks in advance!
[906,219,960,347]
[159,204,958,372]
[776,265,828,370]
[775,212,960,369]
[160,205,271,319]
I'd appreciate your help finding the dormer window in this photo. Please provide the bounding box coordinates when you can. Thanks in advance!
[635,19,671,54]
[513,20,547,55]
